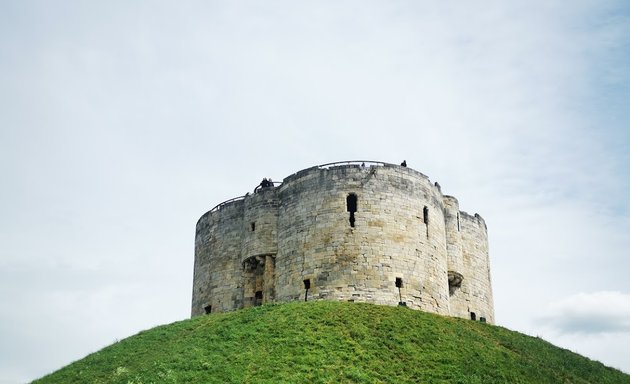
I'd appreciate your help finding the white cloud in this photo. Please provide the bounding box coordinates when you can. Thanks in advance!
[541,291,630,334]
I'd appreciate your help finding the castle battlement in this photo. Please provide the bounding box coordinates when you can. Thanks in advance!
[192,161,494,323]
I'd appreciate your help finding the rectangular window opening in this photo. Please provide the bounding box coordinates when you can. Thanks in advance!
[347,193,357,228]
[395,277,403,288]
[251,222,256,231]
[204,305,212,314]
[470,312,476,321]
[346,194,357,213]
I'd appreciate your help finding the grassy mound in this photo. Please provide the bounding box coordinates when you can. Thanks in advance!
[34,301,629,383]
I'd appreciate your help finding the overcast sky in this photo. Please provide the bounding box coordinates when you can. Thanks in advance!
[1,1,629,382]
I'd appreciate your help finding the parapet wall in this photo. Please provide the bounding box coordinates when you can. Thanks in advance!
[192,162,494,323]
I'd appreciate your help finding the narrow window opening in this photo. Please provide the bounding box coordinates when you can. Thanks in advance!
[470,312,476,321]
[204,305,212,314]
[254,291,263,306]
[347,194,357,212]
[480,317,487,323]
[457,213,460,232]
[395,277,403,288]
[251,222,256,231]
[347,193,357,227]
[423,206,429,238]
[303,279,310,301]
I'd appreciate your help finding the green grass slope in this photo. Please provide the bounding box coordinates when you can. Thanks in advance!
[34,301,629,384]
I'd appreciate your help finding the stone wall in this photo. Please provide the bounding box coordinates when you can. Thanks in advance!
[191,162,494,323]
[192,201,244,314]
[456,212,494,323]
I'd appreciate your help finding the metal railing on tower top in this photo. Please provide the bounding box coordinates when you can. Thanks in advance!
[209,161,403,213]
[317,160,395,169]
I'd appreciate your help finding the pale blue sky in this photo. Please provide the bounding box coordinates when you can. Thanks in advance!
[1,1,629,382]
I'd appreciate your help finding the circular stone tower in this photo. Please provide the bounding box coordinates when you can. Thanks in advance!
[192,161,494,323]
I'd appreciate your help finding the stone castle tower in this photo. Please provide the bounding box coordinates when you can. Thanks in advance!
[192,161,494,323]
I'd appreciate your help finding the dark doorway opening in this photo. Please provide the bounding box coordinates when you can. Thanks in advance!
[254,291,263,306]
